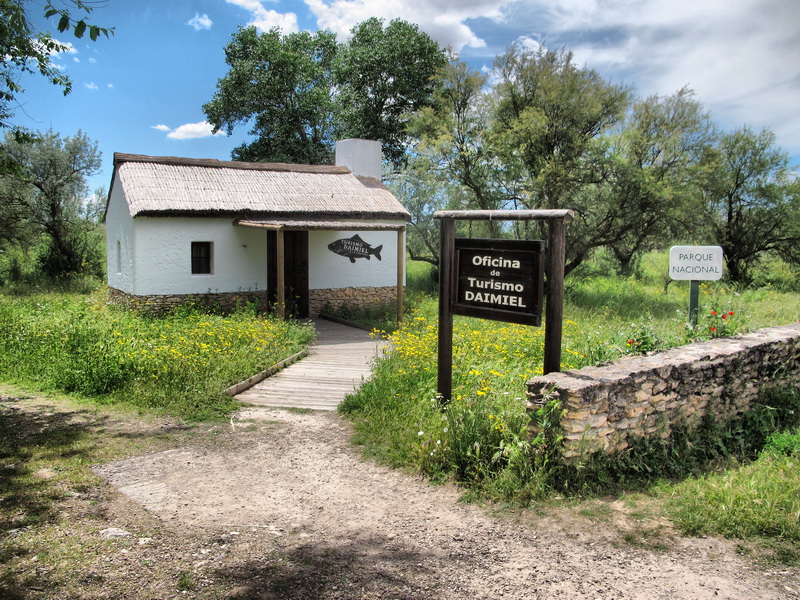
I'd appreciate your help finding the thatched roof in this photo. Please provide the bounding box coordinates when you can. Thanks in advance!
[110,153,410,221]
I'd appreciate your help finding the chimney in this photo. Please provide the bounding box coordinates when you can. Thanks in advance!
[335,139,382,179]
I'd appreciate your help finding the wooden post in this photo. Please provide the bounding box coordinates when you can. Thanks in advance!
[437,217,455,402]
[544,219,567,374]
[276,228,285,319]
[397,228,405,323]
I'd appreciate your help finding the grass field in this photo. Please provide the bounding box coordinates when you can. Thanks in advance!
[0,287,314,420]
[1,254,799,564]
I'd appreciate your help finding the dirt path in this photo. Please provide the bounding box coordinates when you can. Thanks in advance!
[93,406,800,600]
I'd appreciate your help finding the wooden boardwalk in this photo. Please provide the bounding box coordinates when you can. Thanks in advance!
[234,319,389,411]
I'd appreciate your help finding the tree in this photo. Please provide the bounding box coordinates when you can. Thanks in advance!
[410,48,634,274]
[780,179,800,270]
[0,169,31,248]
[698,126,800,283]
[0,1,113,131]
[1,129,103,278]
[203,19,447,165]
[386,152,468,267]
[602,88,714,274]
[410,60,507,239]
[333,18,448,166]
[82,186,107,224]
[491,43,631,213]
[203,27,338,165]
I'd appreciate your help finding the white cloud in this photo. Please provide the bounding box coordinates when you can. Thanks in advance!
[48,39,78,57]
[165,122,227,140]
[225,0,299,32]
[89,57,97,64]
[84,82,98,90]
[304,0,507,50]
[188,13,213,31]
[516,0,800,156]
[107,83,114,89]
[151,124,171,132]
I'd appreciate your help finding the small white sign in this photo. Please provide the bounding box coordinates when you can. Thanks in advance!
[669,246,724,280]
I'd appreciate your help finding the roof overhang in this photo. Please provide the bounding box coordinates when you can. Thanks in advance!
[233,218,406,231]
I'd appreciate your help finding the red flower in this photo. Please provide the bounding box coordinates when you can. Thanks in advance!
[710,310,717,315]
[627,339,634,345]
[711,327,717,332]
[721,313,727,319]
[728,311,735,316]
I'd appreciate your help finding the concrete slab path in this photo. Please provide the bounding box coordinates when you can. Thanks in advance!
[234,318,389,411]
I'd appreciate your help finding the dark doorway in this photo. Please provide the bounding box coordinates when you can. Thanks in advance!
[267,230,310,318]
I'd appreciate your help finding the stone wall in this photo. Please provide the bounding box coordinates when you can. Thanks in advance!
[310,285,397,317]
[108,287,270,314]
[526,323,800,458]
[109,285,398,317]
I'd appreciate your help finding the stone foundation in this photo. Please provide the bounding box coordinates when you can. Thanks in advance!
[310,286,398,317]
[527,323,800,459]
[108,286,399,317]
[108,288,270,314]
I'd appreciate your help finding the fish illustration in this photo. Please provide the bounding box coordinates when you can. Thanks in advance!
[328,235,382,263]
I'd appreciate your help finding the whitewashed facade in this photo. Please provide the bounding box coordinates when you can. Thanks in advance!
[104,140,409,317]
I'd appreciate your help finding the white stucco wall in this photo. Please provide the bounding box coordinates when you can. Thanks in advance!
[105,174,136,293]
[309,229,403,290]
[335,139,382,179]
[128,217,268,296]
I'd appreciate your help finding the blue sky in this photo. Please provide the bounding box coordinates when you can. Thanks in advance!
[17,0,800,196]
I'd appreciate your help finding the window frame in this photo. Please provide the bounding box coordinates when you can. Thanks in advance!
[191,241,213,275]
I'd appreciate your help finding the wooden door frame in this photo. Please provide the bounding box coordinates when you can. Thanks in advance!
[267,230,309,318]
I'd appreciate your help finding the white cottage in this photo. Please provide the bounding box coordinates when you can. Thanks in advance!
[104,139,410,318]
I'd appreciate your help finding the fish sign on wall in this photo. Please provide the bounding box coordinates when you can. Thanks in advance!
[328,235,383,264]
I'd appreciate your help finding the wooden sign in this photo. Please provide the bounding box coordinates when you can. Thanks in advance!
[453,238,544,326]
[434,210,574,402]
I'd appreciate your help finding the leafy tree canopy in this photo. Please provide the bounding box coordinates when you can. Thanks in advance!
[333,17,448,165]
[698,126,800,282]
[203,27,338,165]
[402,48,799,281]
[203,18,447,166]
[0,128,103,278]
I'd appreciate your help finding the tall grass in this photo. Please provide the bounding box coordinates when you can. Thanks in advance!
[663,454,800,542]
[342,259,800,503]
[0,289,315,420]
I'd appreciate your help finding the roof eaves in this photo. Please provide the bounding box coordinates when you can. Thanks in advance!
[134,209,410,221]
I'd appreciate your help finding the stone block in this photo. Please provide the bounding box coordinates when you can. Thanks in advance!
[625,405,648,419]
[563,409,591,421]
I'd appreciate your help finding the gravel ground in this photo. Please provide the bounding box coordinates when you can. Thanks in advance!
[88,406,800,600]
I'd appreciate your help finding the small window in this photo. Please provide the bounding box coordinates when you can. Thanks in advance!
[115,240,122,274]
[191,241,212,274]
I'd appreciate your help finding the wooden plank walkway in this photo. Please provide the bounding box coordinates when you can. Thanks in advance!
[234,319,389,411]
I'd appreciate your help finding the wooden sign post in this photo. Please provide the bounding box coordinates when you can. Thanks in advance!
[434,209,573,402]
